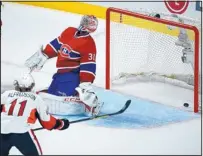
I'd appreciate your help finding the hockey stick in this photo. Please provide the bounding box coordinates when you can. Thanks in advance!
[33,100,131,131]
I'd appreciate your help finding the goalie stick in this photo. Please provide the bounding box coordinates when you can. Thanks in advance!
[33,99,131,131]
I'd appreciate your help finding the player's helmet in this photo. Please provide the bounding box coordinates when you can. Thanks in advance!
[13,74,35,92]
[79,15,98,33]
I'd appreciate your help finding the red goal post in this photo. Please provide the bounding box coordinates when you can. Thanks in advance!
[106,7,200,113]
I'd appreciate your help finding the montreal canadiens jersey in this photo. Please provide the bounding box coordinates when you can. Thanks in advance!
[43,27,97,83]
[1,90,58,134]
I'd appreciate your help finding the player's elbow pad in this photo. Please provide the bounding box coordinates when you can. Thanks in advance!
[53,119,70,130]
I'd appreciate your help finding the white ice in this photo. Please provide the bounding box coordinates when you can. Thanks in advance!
[1,2,202,155]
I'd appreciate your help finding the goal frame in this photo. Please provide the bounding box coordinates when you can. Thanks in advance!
[106,7,200,113]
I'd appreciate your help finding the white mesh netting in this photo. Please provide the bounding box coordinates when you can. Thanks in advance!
[108,9,201,112]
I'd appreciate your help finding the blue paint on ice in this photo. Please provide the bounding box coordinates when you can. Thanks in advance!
[59,87,200,129]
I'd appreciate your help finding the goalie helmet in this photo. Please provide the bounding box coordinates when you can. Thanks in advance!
[78,15,98,33]
[13,74,35,92]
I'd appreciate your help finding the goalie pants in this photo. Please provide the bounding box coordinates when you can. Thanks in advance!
[48,72,80,96]
[0,130,42,155]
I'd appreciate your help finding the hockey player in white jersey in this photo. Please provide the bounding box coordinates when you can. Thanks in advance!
[1,74,70,156]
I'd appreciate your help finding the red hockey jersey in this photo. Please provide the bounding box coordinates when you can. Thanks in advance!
[43,27,97,83]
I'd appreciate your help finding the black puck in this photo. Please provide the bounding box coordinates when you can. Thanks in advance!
[183,103,189,107]
[154,13,161,18]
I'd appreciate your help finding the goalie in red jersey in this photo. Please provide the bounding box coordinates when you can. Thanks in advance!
[25,15,102,116]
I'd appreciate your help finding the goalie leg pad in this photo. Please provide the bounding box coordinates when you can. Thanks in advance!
[38,92,85,115]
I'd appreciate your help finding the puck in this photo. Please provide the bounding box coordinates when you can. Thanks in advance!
[183,103,189,107]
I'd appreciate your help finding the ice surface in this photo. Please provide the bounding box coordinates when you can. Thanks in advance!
[1,2,201,155]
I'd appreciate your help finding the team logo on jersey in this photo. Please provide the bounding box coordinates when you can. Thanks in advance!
[59,44,72,58]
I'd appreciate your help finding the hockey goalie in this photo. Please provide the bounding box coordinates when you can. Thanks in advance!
[24,15,103,117]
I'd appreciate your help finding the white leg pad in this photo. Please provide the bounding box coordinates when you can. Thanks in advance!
[38,92,85,115]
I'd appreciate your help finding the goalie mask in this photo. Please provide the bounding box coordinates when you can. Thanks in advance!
[78,15,98,33]
[13,74,35,92]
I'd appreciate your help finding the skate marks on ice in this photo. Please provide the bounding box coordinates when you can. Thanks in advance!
[67,87,200,129]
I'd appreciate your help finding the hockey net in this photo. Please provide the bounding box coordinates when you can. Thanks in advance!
[106,7,201,113]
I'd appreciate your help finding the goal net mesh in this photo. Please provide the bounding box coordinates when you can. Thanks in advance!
[107,8,201,112]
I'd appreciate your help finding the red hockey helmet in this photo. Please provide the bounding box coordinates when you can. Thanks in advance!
[79,15,98,33]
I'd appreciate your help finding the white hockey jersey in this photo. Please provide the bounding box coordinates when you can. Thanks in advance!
[1,90,59,134]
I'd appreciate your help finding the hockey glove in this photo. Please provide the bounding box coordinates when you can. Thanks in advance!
[25,45,48,71]
[55,119,70,130]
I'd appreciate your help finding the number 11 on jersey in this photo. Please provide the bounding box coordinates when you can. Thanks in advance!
[7,99,27,116]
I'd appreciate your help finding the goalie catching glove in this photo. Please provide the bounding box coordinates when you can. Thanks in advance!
[75,82,103,116]
[25,45,48,71]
